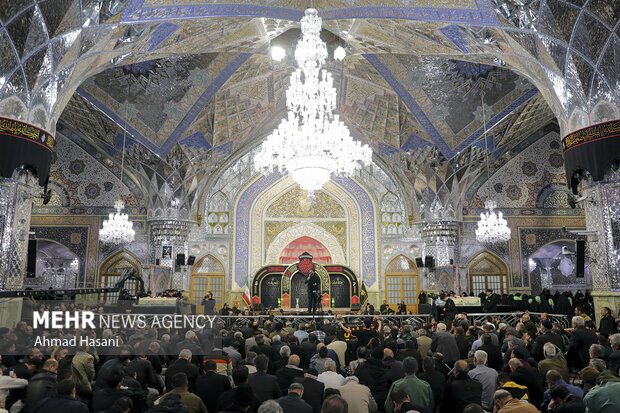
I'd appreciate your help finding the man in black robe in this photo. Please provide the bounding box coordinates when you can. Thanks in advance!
[306,271,321,315]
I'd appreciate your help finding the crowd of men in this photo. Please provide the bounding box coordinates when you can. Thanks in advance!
[0,298,619,413]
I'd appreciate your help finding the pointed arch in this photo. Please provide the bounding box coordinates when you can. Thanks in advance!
[190,254,226,311]
[98,249,142,302]
[385,254,420,313]
[467,250,509,295]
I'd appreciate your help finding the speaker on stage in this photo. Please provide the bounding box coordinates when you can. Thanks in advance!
[425,256,435,270]
[176,253,186,266]
[26,239,37,278]
[187,255,196,266]
[415,257,424,268]
[576,239,585,278]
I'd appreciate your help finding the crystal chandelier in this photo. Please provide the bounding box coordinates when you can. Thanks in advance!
[100,199,135,244]
[100,87,135,245]
[476,200,511,243]
[254,8,372,192]
[476,94,511,243]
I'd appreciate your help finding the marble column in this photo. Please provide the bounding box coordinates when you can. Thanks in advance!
[0,171,38,290]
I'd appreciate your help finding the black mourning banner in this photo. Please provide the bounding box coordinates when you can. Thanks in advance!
[563,119,620,190]
[0,117,55,185]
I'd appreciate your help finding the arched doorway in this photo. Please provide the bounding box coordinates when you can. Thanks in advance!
[290,272,309,310]
[99,250,142,303]
[468,250,509,296]
[190,254,225,312]
[385,255,420,313]
[26,239,79,290]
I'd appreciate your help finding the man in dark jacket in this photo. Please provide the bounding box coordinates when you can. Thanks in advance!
[24,358,58,413]
[165,349,199,392]
[483,290,500,313]
[479,334,503,371]
[440,361,482,413]
[217,367,261,413]
[532,320,565,361]
[508,359,544,408]
[126,355,161,393]
[383,349,405,383]
[430,323,460,364]
[298,334,317,369]
[293,369,325,413]
[417,356,445,409]
[599,307,617,338]
[568,316,598,369]
[277,382,313,413]
[276,355,305,393]
[93,368,146,412]
[196,360,231,413]
[355,347,390,408]
[549,384,586,413]
[147,393,189,413]
[218,383,255,413]
[95,349,131,389]
[390,388,432,413]
[32,379,88,413]
[248,354,281,403]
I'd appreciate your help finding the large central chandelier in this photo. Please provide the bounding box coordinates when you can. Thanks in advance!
[100,86,135,245]
[254,8,372,192]
[476,93,511,243]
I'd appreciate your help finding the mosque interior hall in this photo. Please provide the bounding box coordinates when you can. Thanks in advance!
[0,0,619,319]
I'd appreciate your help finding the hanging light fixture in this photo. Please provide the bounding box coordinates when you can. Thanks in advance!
[475,93,511,243]
[254,8,372,192]
[100,86,135,245]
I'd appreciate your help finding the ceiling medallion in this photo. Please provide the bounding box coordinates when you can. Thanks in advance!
[254,8,372,193]
[475,94,511,244]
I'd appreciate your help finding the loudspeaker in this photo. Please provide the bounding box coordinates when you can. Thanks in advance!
[449,259,454,265]
[415,257,424,268]
[176,253,186,266]
[425,255,435,270]
[576,239,585,278]
[26,239,37,278]
[187,255,196,266]
[155,259,160,266]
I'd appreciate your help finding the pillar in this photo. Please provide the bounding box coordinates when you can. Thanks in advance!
[0,116,55,290]
[418,219,460,291]
[562,119,620,322]
[0,172,38,289]
[148,218,192,291]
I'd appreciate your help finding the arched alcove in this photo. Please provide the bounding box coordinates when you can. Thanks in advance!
[26,239,78,290]
[191,254,225,311]
[467,250,509,296]
[385,255,419,313]
[99,249,142,302]
[266,223,345,265]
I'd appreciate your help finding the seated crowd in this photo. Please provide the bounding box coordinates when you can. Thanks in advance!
[0,303,619,413]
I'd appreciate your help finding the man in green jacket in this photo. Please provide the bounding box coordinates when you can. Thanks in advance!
[384,357,434,413]
[155,372,207,413]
